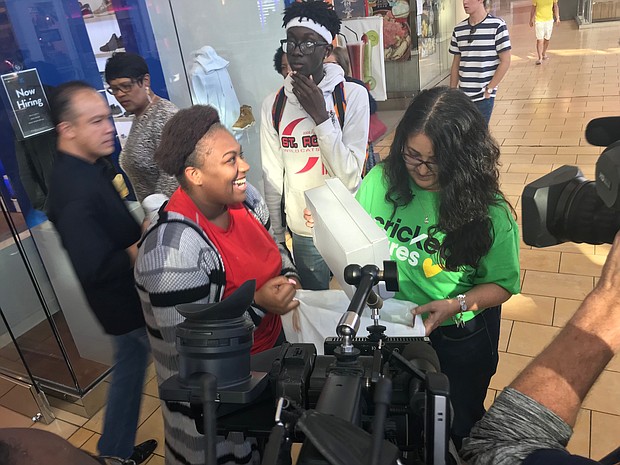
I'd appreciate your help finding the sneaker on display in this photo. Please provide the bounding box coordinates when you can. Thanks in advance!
[81,3,94,18]
[93,0,115,16]
[99,33,123,52]
[232,105,256,131]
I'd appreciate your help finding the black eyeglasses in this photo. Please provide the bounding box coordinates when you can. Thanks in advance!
[467,24,478,43]
[402,152,438,173]
[105,75,144,95]
[280,39,329,55]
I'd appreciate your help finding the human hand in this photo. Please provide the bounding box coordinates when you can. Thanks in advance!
[126,243,138,267]
[555,17,561,24]
[529,19,534,27]
[288,276,302,290]
[484,86,492,99]
[413,299,459,336]
[303,208,314,228]
[140,217,151,234]
[254,275,299,315]
[291,72,329,125]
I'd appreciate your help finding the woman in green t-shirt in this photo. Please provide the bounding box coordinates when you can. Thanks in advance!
[356,86,520,450]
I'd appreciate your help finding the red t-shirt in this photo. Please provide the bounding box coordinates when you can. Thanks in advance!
[166,188,283,354]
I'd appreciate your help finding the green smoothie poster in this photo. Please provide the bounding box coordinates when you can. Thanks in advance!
[338,16,387,100]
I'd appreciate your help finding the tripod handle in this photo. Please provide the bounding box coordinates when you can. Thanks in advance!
[260,424,288,465]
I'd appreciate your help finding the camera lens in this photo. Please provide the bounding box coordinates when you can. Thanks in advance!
[522,165,620,246]
[176,315,254,390]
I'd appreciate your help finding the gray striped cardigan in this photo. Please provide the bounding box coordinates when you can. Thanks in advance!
[134,183,298,465]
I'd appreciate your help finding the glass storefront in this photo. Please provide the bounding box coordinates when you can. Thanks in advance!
[0,0,459,419]
[0,0,168,419]
[577,0,620,24]
[417,0,456,89]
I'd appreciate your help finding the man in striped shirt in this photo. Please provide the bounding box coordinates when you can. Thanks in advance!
[449,0,512,124]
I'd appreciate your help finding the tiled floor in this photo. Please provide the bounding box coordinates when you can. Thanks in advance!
[1,11,620,465]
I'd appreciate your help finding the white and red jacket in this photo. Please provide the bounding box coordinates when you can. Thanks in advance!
[260,63,370,242]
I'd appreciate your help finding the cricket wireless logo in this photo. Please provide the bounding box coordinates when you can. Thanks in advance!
[375,215,441,268]
[280,117,327,175]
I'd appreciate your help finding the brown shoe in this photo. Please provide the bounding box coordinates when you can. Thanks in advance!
[232,105,255,130]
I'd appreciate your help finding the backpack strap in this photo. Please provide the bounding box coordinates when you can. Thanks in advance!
[138,204,226,301]
[271,86,287,134]
[332,81,346,129]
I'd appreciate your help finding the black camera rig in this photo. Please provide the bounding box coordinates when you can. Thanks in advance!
[523,116,620,246]
[160,262,455,465]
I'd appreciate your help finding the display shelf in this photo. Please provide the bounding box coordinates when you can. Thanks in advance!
[112,116,134,123]
[84,14,117,24]
[95,48,125,59]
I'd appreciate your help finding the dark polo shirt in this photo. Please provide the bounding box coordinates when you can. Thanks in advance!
[47,152,144,335]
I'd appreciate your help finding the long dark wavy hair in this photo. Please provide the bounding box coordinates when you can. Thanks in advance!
[383,86,513,271]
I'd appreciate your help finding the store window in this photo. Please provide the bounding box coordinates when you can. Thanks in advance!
[0,0,172,409]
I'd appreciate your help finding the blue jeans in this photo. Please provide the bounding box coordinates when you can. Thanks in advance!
[429,306,501,451]
[98,326,150,459]
[291,233,330,290]
[475,97,495,125]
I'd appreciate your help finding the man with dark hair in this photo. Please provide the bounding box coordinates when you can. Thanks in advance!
[46,81,156,464]
[261,0,370,290]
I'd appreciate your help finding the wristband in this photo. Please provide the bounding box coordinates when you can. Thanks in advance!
[453,294,467,328]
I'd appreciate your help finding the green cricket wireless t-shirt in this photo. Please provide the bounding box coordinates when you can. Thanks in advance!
[356,165,521,326]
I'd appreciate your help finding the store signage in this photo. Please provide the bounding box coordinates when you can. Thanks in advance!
[1,69,54,139]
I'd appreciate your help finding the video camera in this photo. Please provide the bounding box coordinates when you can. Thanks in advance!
[522,117,620,246]
[160,262,456,465]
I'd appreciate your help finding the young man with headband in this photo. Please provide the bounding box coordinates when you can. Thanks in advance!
[261,0,370,290]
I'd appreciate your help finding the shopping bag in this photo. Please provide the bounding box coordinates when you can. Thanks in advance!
[281,290,425,354]
[368,113,388,142]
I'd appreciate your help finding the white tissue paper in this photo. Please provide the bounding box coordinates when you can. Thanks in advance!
[281,289,425,354]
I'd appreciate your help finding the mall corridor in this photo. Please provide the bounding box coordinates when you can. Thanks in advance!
[1,13,620,465]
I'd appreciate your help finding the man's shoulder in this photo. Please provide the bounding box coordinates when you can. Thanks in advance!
[50,153,97,192]
[453,17,470,31]
[261,88,284,115]
[484,14,509,27]
[343,79,369,100]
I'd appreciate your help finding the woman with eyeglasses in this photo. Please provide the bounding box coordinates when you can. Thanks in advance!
[105,52,178,203]
[355,86,520,451]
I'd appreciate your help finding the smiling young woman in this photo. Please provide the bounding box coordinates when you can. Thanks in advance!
[135,104,300,465]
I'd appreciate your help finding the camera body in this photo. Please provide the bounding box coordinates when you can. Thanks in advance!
[160,264,454,465]
[522,117,620,247]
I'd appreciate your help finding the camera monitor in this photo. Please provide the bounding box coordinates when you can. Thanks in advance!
[305,178,394,301]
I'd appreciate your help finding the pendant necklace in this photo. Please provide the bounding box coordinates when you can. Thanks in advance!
[418,195,432,225]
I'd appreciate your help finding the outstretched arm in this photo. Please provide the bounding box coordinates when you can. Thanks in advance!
[462,232,620,465]
[511,232,620,425]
